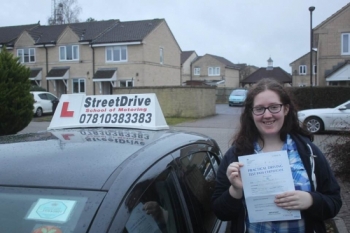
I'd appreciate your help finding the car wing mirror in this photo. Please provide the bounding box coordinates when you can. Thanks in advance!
[338,106,346,110]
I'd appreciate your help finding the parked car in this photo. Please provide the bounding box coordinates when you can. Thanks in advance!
[0,93,227,233]
[298,100,350,133]
[228,88,247,106]
[31,91,59,117]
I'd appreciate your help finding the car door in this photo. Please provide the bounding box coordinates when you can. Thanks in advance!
[331,102,350,131]
[173,144,227,233]
[38,93,53,113]
[107,156,192,233]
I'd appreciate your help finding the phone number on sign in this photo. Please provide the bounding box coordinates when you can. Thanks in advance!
[79,113,152,124]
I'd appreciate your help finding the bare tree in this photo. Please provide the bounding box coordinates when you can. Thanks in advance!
[48,0,82,25]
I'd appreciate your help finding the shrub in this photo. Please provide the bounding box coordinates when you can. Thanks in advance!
[0,47,33,136]
[30,85,47,91]
[325,133,350,180]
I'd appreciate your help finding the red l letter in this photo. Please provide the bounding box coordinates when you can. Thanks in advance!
[60,102,74,117]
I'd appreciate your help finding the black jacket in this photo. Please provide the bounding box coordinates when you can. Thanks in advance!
[211,133,342,233]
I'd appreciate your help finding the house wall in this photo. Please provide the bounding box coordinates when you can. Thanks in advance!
[191,54,240,88]
[113,86,216,118]
[222,68,240,88]
[181,52,198,84]
[142,21,181,86]
[314,6,350,86]
[290,51,317,87]
[14,32,48,88]
[10,20,181,97]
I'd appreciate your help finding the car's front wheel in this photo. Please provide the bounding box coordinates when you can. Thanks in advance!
[304,117,324,133]
[35,107,43,117]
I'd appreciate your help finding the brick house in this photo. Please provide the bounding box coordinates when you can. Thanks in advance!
[0,19,181,97]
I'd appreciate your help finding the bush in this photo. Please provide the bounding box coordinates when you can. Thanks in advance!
[0,47,34,136]
[325,133,350,180]
[30,85,46,91]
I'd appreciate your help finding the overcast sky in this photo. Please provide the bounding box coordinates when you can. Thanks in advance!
[1,0,349,73]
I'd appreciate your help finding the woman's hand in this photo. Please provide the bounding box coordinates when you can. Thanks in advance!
[226,162,244,198]
[274,190,313,210]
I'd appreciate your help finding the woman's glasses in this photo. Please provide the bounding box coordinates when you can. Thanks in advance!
[252,104,283,116]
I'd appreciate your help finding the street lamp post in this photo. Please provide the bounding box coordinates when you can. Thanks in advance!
[309,6,315,109]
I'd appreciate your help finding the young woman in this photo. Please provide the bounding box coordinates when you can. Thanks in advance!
[211,78,342,233]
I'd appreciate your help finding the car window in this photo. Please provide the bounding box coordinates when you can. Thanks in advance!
[231,90,246,96]
[0,187,105,233]
[38,93,48,100]
[178,151,218,232]
[123,168,187,233]
[47,93,57,101]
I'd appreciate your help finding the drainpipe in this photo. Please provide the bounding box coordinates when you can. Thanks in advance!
[45,45,49,92]
[91,45,95,95]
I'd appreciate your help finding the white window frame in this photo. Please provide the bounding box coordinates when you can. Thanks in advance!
[194,68,200,75]
[59,45,79,61]
[106,46,127,62]
[341,33,350,55]
[299,65,307,75]
[120,80,133,87]
[72,78,85,93]
[208,67,220,76]
[17,48,35,63]
[160,48,164,64]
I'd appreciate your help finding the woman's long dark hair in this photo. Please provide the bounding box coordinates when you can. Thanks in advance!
[232,78,311,156]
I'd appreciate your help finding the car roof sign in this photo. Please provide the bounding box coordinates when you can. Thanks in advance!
[48,93,169,130]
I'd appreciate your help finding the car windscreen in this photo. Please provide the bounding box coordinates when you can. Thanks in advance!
[230,90,246,96]
[0,187,105,233]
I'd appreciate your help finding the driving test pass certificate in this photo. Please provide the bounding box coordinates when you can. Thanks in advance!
[238,150,301,223]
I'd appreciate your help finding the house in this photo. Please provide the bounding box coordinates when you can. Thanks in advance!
[190,54,242,87]
[294,2,350,86]
[0,18,181,97]
[181,50,198,84]
[241,58,292,86]
[289,50,317,86]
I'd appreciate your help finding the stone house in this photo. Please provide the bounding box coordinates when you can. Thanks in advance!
[241,58,292,87]
[314,2,350,86]
[180,50,198,85]
[190,54,241,87]
[0,19,181,97]
[290,2,350,87]
[289,50,317,87]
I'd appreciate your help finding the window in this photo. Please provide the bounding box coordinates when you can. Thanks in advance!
[0,187,104,233]
[208,67,220,76]
[59,45,79,61]
[178,151,218,232]
[194,68,200,75]
[17,48,35,63]
[341,33,350,55]
[72,78,85,93]
[160,48,164,64]
[106,46,127,62]
[123,169,186,233]
[313,65,317,74]
[120,80,133,87]
[299,65,307,75]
